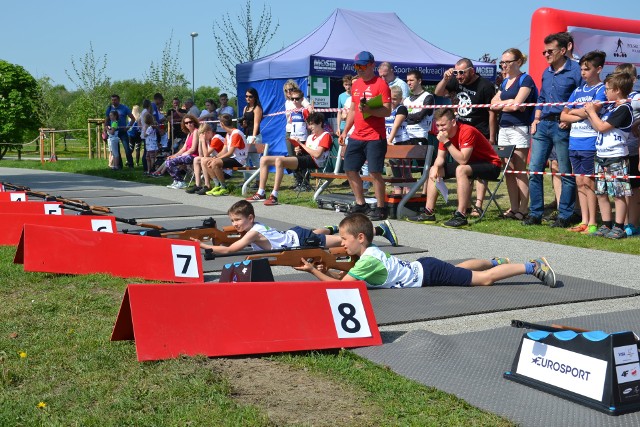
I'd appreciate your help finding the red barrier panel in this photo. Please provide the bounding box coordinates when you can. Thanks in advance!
[0,201,63,215]
[0,213,116,246]
[0,191,28,202]
[17,224,203,283]
[111,281,381,361]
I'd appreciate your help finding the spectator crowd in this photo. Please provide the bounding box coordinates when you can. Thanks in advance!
[103,30,640,239]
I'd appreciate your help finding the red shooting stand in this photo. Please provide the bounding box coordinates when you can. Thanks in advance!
[0,213,117,246]
[15,224,203,283]
[111,281,381,361]
[0,191,28,202]
[0,201,63,215]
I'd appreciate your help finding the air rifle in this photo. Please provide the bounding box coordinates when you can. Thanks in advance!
[244,246,357,272]
[2,182,111,213]
[1,182,158,228]
[511,319,591,333]
[122,217,240,244]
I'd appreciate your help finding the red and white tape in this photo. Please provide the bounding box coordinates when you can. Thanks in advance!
[504,170,640,179]
[265,99,625,118]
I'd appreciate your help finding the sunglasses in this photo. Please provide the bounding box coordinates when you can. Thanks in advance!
[285,88,295,92]
[452,67,472,76]
[499,60,517,66]
[291,97,302,101]
[184,121,194,125]
[354,63,369,71]
[542,48,559,56]
[245,95,254,99]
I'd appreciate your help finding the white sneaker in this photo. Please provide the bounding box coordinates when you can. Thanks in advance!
[174,181,187,189]
[166,180,178,189]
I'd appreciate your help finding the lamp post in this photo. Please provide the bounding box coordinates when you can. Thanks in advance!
[190,32,198,100]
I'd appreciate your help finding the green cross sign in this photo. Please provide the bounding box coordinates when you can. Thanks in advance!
[310,77,329,97]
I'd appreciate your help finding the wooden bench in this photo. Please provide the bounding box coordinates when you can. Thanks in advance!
[311,144,434,219]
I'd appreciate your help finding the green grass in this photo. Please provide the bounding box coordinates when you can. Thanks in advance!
[0,247,511,425]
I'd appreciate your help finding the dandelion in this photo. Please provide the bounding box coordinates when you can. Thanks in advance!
[18,351,27,359]
[37,402,47,409]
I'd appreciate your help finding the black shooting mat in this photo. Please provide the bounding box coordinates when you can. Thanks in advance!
[77,196,177,208]
[272,269,638,326]
[353,309,640,426]
[108,204,224,220]
[54,189,141,198]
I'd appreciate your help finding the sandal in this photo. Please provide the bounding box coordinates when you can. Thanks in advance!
[513,212,526,221]
[502,209,517,219]
[469,202,483,218]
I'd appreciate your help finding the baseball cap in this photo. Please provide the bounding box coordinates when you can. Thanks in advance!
[354,51,375,65]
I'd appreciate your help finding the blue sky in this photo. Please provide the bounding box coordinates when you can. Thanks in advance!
[3,1,638,91]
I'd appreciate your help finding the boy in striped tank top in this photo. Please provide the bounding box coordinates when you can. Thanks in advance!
[194,201,398,255]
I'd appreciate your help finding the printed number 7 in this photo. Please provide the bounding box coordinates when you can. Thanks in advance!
[176,254,191,274]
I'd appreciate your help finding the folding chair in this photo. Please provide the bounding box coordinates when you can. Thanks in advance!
[475,145,515,221]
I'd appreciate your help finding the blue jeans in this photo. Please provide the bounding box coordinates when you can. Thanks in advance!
[528,121,575,219]
[117,130,134,167]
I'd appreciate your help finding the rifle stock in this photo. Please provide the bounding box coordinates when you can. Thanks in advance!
[511,319,590,333]
[245,246,356,272]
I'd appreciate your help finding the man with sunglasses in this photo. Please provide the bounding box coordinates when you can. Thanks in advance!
[435,59,497,144]
[435,59,498,216]
[523,32,583,227]
[340,51,392,220]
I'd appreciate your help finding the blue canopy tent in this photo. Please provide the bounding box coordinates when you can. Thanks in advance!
[236,8,496,155]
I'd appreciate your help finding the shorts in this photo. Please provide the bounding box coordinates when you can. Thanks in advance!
[295,154,319,170]
[418,257,472,287]
[221,157,244,169]
[595,156,631,197]
[443,161,501,180]
[289,226,326,247]
[343,138,387,173]
[627,155,640,189]
[498,126,530,149]
[569,150,596,175]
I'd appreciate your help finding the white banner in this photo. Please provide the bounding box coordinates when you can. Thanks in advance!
[569,26,640,91]
[515,338,608,401]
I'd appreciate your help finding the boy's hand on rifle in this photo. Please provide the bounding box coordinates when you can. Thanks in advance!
[294,257,316,272]
[190,237,210,249]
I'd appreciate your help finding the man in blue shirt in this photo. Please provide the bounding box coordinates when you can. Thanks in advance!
[523,33,583,227]
[105,94,136,169]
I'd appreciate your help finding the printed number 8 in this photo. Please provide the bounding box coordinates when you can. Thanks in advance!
[338,303,361,333]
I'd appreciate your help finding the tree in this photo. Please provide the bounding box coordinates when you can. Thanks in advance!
[65,42,111,129]
[37,77,69,131]
[212,1,280,91]
[145,32,189,97]
[0,60,41,159]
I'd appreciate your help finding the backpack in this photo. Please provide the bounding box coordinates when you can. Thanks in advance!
[500,73,538,121]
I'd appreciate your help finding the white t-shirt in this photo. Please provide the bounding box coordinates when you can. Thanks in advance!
[249,222,299,250]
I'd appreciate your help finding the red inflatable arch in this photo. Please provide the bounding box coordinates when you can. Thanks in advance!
[529,8,640,87]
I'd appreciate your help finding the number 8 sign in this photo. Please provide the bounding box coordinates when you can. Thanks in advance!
[326,288,372,339]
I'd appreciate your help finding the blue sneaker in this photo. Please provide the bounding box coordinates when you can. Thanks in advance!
[625,224,640,237]
[378,220,399,247]
[530,257,557,288]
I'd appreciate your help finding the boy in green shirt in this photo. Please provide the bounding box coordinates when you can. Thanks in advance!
[295,213,557,288]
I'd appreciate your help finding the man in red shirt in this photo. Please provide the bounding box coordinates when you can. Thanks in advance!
[340,51,392,220]
[408,108,501,228]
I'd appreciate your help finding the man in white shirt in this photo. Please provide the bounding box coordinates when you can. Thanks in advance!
[378,62,410,99]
